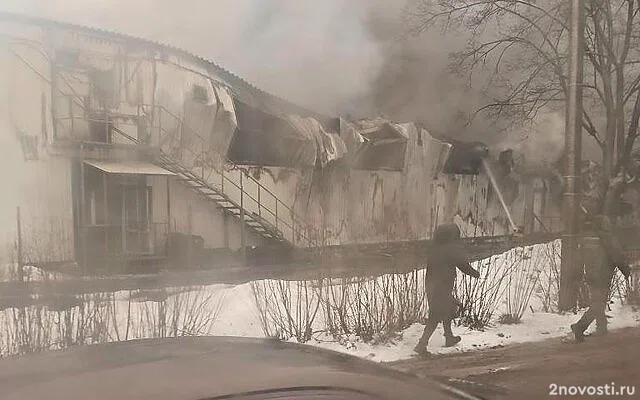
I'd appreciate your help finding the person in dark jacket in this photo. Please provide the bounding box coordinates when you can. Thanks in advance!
[571,175,631,342]
[414,223,480,356]
[570,213,630,342]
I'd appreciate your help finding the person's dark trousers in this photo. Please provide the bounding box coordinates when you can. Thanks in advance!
[415,318,460,351]
[573,284,609,335]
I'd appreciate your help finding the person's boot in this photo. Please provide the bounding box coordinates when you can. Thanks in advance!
[570,323,585,343]
[413,340,430,357]
[595,321,609,336]
[413,345,431,357]
[415,321,437,356]
[444,335,462,347]
[413,334,429,356]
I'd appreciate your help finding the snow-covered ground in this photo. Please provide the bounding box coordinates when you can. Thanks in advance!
[1,239,639,362]
[0,263,65,282]
[303,298,640,362]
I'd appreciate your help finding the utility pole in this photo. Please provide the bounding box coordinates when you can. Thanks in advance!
[559,0,585,312]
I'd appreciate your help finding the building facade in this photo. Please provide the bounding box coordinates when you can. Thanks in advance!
[0,13,562,273]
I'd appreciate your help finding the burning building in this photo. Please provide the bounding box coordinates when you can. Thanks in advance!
[0,12,563,273]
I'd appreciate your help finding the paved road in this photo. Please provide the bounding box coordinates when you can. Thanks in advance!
[387,327,640,399]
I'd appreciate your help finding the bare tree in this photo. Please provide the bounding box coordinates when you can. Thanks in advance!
[407,0,640,188]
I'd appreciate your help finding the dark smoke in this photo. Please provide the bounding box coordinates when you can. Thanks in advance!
[1,0,570,161]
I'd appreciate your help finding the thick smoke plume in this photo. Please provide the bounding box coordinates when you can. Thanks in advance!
[1,1,490,135]
[0,0,570,163]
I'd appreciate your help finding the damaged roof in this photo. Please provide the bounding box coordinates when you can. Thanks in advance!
[0,11,335,127]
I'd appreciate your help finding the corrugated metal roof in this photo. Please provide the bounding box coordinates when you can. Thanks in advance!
[84,160,175,175]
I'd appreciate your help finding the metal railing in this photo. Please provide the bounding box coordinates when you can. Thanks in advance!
[51,93,320,248]
[82,222,168,257]
[10,42,321,248]
[533,215,563,234]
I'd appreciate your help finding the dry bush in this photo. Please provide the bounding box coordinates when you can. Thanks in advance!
[534,240,562,313]
[626,268,640,305]
[501,246,545,324]
[0,287,225,358]
[1,305,54,357]
[1,293,111,357]
[251,279,322,343]
[455,252,513,330]
[251,270,428,344]
[319,271,428,343]
[131,287,226,338]
[51,293,111,349]
[608,270,633,306]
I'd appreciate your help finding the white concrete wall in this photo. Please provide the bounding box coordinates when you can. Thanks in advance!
[0,17,563,262]
[238,135,563,245]
[149,176,262,250]
[0,27,75,263]
[235,125,455,245]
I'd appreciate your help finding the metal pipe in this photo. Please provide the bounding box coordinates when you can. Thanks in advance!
[481,159,520,233]
[559,0,585,312]
[240,172,246,261]
[16,207,23,283]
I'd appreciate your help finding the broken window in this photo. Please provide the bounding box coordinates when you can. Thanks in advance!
[89,67,117,109]
[228,100,315,167]
[191,84,209,103]
[17,131,39,161]
[54,49,81,69]
[441,138,489,175]
[350,122,409,171]
[88,116,113,143]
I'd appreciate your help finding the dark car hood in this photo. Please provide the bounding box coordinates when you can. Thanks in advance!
[0,336,494,400]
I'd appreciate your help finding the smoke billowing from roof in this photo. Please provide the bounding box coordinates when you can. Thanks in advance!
[1,0,570,170]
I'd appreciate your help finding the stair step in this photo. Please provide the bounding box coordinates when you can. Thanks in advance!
[156,154,303,245]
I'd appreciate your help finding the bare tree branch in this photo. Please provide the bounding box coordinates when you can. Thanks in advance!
[616,87,640,174]
[583,111,605,147]
[409,0,640,179]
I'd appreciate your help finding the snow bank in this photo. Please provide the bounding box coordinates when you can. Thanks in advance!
[1,240,639,363]
[0,263,65,282]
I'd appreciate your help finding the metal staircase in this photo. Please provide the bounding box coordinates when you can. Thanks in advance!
[8,45,319,248]
[108,111,319,248]
[157,153,290,245]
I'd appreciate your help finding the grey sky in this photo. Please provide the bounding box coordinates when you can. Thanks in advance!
[0,0,390,115]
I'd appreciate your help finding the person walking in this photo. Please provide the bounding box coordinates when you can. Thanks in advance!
[414,223,480,357]
[571,176,631,342]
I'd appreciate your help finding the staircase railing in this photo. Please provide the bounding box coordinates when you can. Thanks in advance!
[9,43,321,247]
[160,106,320,247]
[52,95,320,248]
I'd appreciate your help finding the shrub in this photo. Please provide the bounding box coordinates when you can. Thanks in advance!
[251,279,322,343]
[455,252,512,330]
[319,270,428,343]
[502,246,545,324]
[534,240,562,313]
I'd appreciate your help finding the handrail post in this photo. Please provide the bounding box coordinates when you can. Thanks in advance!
[240,171,246,262]
[292,214,296,245]
[221,167,225,193]
[158,109,163,149]
[275,201,279,230]
[69,96,74,137]
[257,184,261,218]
